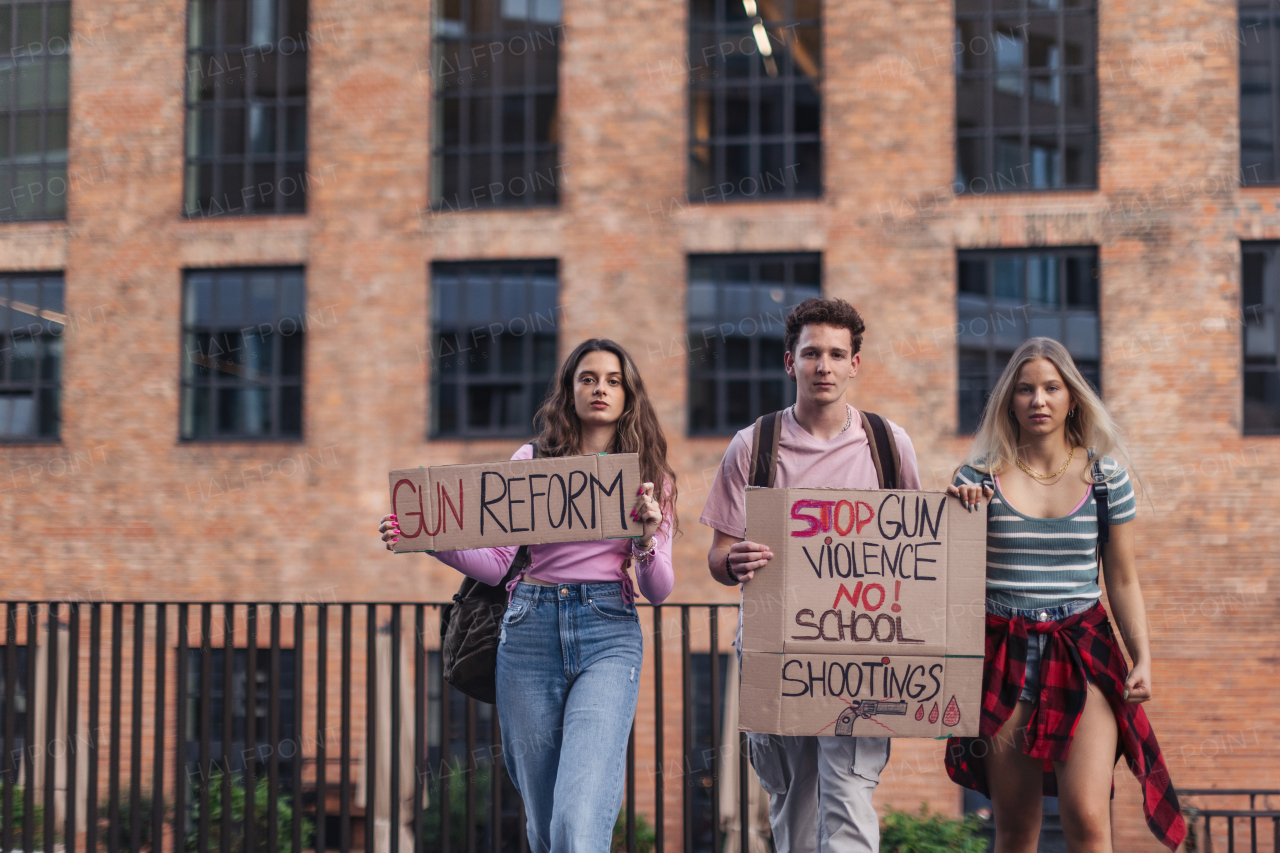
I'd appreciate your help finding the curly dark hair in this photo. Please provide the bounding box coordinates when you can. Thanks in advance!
[533,339,679,536]
[783,297,866,356]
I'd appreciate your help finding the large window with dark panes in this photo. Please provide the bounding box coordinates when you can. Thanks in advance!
[430,261,558,437]
[184,0,308,217]
[688,0,820,203]
[957,248,1099,433]
[955,0,1097,194]
[1240,1,1280,183]
[0,273,63,440]
[181,268,305,440]
[1242,243,1280,433]
[0,0,69,221]
[687,253,821,435]
[431,0,561,211]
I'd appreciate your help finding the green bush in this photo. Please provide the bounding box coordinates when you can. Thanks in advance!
[610,809,656,853]
[0,787,48,849]
[186,771,313,853]
[880,804,987,853]
[420,761,499,850]
[114,794,162,848]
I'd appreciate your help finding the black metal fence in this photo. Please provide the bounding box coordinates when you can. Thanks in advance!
[0,601,752,853]
[1181,789,1280,853]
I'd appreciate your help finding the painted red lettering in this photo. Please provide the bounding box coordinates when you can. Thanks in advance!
[855,500,876,534]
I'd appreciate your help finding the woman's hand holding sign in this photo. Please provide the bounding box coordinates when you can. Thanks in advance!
[945,482,994,512]
[379,515,400,551]
[631,482,662,549]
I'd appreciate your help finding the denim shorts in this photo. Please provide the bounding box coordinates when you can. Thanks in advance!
[986,598,1097,702]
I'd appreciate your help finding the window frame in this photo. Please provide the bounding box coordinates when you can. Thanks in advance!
[1241,241,1280,435]
[955,246,1101,435]
[0,0,71,222]
[0,272,64,443]
[430,0,562,211]
[179,266,306,443]
[686,251,822,437]
[429,259,560,439]
[955,0,1099,195]
[181,0,309,218]
[1240,0,1280,185]
[687,0,823,203]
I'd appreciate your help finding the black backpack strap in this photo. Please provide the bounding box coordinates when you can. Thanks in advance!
[502,441,539,585]
[858,410,900,490]
[749,411,783,488]
[1092,458,1110,545]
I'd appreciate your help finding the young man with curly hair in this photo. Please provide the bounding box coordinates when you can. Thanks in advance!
[701,297,922,853]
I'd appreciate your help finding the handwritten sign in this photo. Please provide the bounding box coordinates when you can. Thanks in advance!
[388,454,642,552]
[739,487,985,738]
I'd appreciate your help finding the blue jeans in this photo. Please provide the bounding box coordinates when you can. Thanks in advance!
[496,581,643,853]
[985,598,1096,702]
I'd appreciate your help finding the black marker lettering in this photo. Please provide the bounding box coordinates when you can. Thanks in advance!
[807,661,826,697]
[845,661,864,696]
[921,496,946,539]
[547,473,568,528]
[878,494,902,540]
[480,471,508,535]
[590,470,626,531]
[834,542,853,578]
[507,476,529,533]
[802,545,823,579]
[567,470,589,528]
[528,474,548,531]
[782,660,808,697]
[864,661,883,696]
[915,541,940,580]
[925,663,943,701]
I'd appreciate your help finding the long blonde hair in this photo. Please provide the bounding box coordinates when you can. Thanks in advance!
[960,337,1132,484]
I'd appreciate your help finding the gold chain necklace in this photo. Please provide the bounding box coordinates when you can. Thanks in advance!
[1016,446,1075,480]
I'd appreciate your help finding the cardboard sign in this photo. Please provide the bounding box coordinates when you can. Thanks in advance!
[739,488,986,738]
[388,453,643,552]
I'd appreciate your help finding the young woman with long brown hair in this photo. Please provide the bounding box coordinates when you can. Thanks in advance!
[945,337,1185,853]
[378,339,677,853]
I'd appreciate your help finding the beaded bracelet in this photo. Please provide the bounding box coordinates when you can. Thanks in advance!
[631,538,657,563]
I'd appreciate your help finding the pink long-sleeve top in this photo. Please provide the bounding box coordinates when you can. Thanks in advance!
[430,444,675,605]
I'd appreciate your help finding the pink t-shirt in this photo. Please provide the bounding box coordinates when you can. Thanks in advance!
[699,405,922,538]
[430,443,675,604]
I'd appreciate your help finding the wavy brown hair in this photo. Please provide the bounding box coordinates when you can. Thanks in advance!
[533,339,679,536]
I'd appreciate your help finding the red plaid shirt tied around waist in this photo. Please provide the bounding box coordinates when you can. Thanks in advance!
[944,602,1186,851]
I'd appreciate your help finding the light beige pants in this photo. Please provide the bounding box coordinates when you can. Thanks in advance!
[747,734,890,853]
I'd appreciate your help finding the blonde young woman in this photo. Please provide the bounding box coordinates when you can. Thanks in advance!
[944,338,1185,853]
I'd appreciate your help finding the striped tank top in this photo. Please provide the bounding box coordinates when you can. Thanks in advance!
[954,454,1136,609]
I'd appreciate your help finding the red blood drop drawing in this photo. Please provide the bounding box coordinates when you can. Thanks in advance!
[942,695,961,727]
[915,704,925,721]
[927,703,939,724]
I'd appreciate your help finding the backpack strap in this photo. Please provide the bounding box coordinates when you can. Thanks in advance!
[749,410,783,489]
[503,442,538,591]
[858,410,900,490]
[1092,458,1110,545]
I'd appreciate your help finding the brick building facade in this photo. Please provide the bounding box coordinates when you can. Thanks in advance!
[0,0,1277,849]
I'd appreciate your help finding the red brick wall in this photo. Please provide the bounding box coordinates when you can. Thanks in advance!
[1,0,1276,849]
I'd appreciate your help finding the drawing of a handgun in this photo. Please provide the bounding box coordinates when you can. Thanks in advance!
[834,700,910,736]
